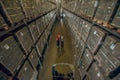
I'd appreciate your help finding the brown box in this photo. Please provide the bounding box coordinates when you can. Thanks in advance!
[79,49,93,79]
[81,21,91,42]
[95,51,112,76]
[36,39,44,55]
[29,49,39,68]
[95,36,120,75]
[95,0,117,23]
[22,0,39,17]
[87,63,105,80]
[0,36,25,74]
[87,26,106,54]
[101,36,120,62]
[1,0,25,23]
[78,64,86,79]
[81,49,93,71]
[16,27,33,53]
[112,6,120,28]
[18,60,35,80]
[79,39,85,56]
[29,23,40,41]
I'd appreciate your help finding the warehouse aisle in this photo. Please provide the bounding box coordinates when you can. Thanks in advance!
[39,19,74,80]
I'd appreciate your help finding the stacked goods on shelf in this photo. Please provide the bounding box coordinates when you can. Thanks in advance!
[63,0,77,11]
[64,11,80,66]
[37,39,44,56]
[16,27,33,53]
[79,49,93,79]
[36,18,45,35]
[49,0,56,2]
[28,22,40,42]
[1,0,24,24]
[94,36,120,79]
[74,0,82,14]
[86,62,105,80]
[64,0,120,80]
[0,36,25,75]
[17,61,35,80]
[63,0,96,18]
[112,6,120,28]
[85,0,98,17]
[87,26,106,54]
[22,0,39,18]
[28,49,39,68]
[78,0,88,15]
[81,21,91,42]
[38,1,55,14]
[95,0,117,23]
[36,11,55,56]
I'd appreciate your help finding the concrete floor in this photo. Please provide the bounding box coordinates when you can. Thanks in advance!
[39,19,74,80]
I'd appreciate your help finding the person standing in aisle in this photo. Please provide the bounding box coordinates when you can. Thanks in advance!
[56,34,61,48]
[61,35,64,48]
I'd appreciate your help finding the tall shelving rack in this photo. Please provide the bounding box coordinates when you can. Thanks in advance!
[62,0,120,80]
[0,0,56,80]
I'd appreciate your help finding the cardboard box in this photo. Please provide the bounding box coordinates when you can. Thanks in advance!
[29,49,39,68]
[95,36,120,75]
[95,0,117,22]
[112,6,120,28]
[1,0,25,23]
[0,36,25,74]
[87,63,105,80]
[81,49,93,71]
[16,27,33,53]
[79,49,93,79]
[18,60,35,80]
[81,21,91,42]
[87,26,106,54]
[29,23,40,41]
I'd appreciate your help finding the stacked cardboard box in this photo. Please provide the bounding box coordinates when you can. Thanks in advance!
[16,27,33,53]
[18,61,35,80]
[36,39,44,56]
[0,36,25,74]
[112,6,120,28]
[95,0,117,23]
[29,23,40,41]
[94,36,120,78]
[22,0,37,18]
[87,26,106,54]
[79,49,93,79]
[29,49,39,68]
[87,63,105,80]
[1,0,25,23]
[79,39,85,55]
[81,21,91,42]
[86,0,98,17]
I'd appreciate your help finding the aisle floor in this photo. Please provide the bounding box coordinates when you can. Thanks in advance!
[39,19,74,80]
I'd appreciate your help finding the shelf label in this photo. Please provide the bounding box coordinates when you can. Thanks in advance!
[94,1,98,7]
[94,31,97,35]
[20,32,24,36]
[110,44,116,50]
[4,44,10,50]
